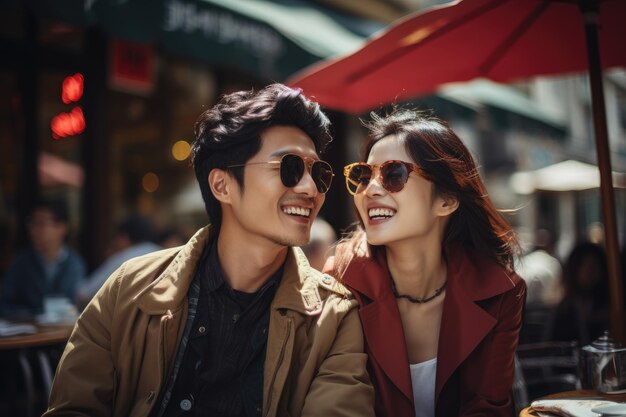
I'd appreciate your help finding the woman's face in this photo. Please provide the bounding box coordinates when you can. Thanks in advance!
[354,135,452,247]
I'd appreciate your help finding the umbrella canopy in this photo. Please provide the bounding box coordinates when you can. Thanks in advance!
[290,0,626,342]
[510,160,626,194]
[289,0,626,113]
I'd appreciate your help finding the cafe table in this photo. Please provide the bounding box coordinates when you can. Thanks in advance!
[0,321,74,417]
[520,389,626,416]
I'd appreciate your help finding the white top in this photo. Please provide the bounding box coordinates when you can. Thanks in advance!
[410,357,437,417]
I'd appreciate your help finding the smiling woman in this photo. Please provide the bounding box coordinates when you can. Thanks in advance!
[325,108,525,417]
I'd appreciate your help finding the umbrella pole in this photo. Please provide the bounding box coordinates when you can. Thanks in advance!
[580,0,625,344]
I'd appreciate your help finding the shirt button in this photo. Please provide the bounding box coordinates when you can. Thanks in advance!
[232,313,240,323]
[180,398,193,411]
[198,326,206,333]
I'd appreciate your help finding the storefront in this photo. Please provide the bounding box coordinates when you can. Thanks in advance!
[0,1,377,270]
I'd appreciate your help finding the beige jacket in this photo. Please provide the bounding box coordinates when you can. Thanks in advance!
[44,226,374,417]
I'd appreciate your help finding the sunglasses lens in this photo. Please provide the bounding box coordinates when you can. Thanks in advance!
[280,154,305,188]
[311,161,333,193]
[381,162,410,192]
[347,164,373,194]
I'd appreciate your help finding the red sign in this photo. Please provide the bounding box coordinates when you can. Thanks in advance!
[109,39,155,94]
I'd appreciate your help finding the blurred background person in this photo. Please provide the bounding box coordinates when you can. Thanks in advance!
[301,217,337,271]
[75,213,159,308]
[0,198,86,318]
[516,228,563,307]
[516,228,563,344]
[155,227,188,249]
[545,241,610,345]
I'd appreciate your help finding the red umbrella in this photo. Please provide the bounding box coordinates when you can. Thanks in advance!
[289,0,626,342]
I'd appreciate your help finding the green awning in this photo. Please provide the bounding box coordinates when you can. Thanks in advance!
[438,79,566,129]
[29,0,370,80]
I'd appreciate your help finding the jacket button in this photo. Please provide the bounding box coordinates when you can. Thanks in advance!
[198,326,206,333]
[180,398,193,411]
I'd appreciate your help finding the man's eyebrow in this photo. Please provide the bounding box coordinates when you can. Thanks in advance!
[269,149,319,159]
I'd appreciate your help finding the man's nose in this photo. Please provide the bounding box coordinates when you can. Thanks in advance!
[293,169,318,197]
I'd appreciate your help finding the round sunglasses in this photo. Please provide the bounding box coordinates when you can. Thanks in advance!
[343,160,426,195]
[228,153,334,194]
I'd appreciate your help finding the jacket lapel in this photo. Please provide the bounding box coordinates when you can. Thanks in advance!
[263,247,320,415]
[435,245,517,399]
[343,251,413,402]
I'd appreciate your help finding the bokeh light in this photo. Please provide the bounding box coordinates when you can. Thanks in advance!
[172,140,191,161]
[142,172,159,193]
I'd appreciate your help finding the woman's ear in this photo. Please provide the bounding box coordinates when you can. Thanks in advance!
[208,168,233,204]
[436,195,459,217]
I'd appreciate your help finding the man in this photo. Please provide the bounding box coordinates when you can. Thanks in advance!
[75,213,160,308]
[1,198,85,318]
[44,84,374,417]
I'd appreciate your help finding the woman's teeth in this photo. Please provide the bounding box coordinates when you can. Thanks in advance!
[368,208,396,219]
[283,206,311,217]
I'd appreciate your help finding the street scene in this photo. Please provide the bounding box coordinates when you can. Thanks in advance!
[1,1,625,416]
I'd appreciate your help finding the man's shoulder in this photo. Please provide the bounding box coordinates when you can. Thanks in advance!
[298,264,355,313]
[103,246,186,295]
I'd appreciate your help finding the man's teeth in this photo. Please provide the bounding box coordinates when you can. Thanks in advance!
[283,206,311,217]
[368,208,396,219]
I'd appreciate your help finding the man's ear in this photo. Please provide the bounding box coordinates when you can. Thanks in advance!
[208,168,234,204]
[436,194,459,217]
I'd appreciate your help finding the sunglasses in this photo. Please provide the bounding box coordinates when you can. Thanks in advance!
[343,160,426,195]
[228,153,334,194]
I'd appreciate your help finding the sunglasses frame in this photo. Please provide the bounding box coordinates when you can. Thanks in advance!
[343,160,425,195]
[227,153,334,194]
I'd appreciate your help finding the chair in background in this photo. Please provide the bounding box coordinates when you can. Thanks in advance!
[515,341,581,403]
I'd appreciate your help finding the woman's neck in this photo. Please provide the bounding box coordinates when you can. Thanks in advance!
[385,240,447,299]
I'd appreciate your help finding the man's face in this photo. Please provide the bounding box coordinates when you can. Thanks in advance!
[223,126,326,248]
[28,208,67,253]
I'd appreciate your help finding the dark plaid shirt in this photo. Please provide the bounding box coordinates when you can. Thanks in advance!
[153,241,282,417]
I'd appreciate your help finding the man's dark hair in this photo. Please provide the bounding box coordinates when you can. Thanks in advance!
[117,214,155,244]
[191,83,332,233]
[31,197,69,223]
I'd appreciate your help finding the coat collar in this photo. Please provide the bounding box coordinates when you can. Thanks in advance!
[342,244,518,402]
[134,225,321,316]
[435,244,517,398]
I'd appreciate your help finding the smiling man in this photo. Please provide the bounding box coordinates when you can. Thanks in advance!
[44,84,374,417]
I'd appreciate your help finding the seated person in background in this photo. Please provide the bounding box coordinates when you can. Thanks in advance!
[516,228,563,307]
[155,227,188,249]
[0,198,86,318]
[75,213,160,307]
[301,217,337,271]
[515,228,563,344]
[546,241,610,345]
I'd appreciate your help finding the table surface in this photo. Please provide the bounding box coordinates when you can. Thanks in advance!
[0,322,74,350]
[520,390,626,416]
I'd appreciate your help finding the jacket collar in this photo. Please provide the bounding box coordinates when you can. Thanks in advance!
[342,244,517,402]
[134,226,320,316]
[435,244,516,398]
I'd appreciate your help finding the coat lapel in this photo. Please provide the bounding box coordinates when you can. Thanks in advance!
[263,247,322,414]
[343,251,413,402]
[435,245,517,399]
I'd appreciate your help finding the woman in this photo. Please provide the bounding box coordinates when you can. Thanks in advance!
[325,110,526,417]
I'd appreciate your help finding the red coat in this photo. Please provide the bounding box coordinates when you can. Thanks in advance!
[326,245,526,417]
